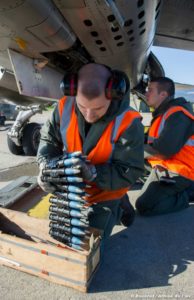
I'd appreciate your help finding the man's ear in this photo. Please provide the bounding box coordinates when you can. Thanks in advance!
[160,91,168,99]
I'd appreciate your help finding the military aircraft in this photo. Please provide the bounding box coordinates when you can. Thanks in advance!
[175,83,194,104]
[0,0,193,155]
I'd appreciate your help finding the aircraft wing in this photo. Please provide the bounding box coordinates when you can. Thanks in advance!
[0,0,166,104]
[155,0,194,51]
[0,0,193,106]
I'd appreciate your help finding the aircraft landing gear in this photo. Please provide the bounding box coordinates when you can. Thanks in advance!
[7,105,43,156]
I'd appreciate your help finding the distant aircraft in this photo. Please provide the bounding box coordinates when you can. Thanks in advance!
[175,83,194,104]
[0,0,193,155]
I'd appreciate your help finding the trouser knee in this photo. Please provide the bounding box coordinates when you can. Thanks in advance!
[135,196,150,215]
[88,203,119,239]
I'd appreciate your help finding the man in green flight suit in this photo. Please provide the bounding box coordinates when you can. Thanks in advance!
[136,77,194,216]
[37,63,145,238]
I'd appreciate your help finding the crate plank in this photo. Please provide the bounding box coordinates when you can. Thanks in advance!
[0,207,101,292]
[0,207,89,255]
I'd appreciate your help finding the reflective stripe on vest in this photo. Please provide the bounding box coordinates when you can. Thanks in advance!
[59,96,74,151]
[186,137,194,146]
[58,96,141,203]
[148,106,194,181]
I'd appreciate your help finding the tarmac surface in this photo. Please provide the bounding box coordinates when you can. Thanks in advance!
[0,111,194,300]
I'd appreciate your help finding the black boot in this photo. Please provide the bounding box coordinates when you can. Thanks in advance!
[120,194,135,227]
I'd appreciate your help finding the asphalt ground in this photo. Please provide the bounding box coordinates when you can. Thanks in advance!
[0,111,193,300]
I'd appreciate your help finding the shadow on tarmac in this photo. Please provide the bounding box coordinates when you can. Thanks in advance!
[89,205,194,293]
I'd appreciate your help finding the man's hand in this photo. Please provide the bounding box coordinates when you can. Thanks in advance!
[79,160,97,182]
[66,155,97,182]
[37,161,56,193]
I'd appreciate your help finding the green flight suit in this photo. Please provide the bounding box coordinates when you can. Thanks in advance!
[136,97,194,216]
[37,94,144,237]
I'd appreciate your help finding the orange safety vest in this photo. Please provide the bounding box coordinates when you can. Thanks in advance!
[148,106,194,181]
[58,96,142,204]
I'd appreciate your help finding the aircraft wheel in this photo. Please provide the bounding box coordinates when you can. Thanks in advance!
[22,122,41,156]
[7,135,24,155]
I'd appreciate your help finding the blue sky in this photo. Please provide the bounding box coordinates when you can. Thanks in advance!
[151,46,194,85]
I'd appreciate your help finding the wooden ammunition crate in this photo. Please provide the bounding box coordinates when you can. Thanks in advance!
[0,207,101,292]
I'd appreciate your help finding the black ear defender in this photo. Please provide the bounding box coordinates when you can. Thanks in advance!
[105,70,130,101]
[60,73,78,97]
[60,64,130,100]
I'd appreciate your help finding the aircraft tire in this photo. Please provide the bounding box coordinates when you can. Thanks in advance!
[22,122,41,156]
[7,135,24,155]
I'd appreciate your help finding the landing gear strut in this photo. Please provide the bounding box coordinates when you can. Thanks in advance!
[7,105,43,156]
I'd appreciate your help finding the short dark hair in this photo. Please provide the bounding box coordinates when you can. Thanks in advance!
[150,77,175,97]
[79,80,103,99]
[77,64,111,100]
